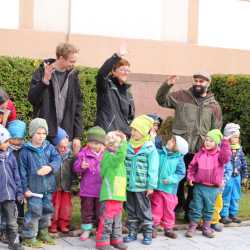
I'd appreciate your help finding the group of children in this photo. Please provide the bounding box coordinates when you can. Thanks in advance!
[0,86,248,250]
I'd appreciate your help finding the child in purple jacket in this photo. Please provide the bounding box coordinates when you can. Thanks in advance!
[73,126,106,241]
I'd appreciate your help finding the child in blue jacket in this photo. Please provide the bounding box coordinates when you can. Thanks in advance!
[151,134,188,239]
[0,125,24,250]
[220,123,248,224]
[19,118,61,248]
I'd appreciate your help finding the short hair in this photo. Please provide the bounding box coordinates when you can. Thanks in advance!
[112,58,130,71]
[56,43,79,59]
[0,88,9,105]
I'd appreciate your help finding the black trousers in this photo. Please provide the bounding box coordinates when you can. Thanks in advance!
[176,153,194,214]
[125,191,153,234]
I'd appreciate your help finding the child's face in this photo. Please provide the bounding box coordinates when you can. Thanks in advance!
[131,128,143,141]
[0,101,8,110]
[166,137,176,151]
[32,128,47,146]
[88,141,103,153]
[204,136,217,150]
[57,138,69,155]
[0,140,10,151]
[9,138,23,146]
[230,136,240,145]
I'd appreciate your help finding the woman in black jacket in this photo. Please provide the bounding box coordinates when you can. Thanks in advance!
[95,46,135,137]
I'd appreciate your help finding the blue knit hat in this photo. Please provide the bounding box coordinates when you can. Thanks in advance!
[52,127,69,146]
[7,120,26,139]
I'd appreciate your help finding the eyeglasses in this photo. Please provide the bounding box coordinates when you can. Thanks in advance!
[117,68,130,74]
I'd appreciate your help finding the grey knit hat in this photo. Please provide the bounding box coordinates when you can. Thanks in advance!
[29,118,48,137]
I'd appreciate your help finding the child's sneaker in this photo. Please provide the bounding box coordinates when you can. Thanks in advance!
[211,223,223,232]
[37,228,56,245]
[22,238,44,248]
[185,221,197,238]
[230,216,242,224]
[202,221,215,238]
[79,230,91,241]
[142,233,152,245]
[220,217,232,224]
[8,243,24,250]
[123,233,137,243]
[164,229,177,239]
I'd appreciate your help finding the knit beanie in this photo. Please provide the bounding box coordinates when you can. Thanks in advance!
[7,120,26,139]
[130,115,154,137]
[223,123,240,137]
[29,118,48,137]
[0,125,10,144]
[147,113,163,126]
[86,126,106,144]
[51,127,69,146]
[174,135,189,155]
[206,129,223,145]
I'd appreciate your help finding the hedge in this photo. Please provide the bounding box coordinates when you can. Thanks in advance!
[0,56,98,138]
[0,56,250,151]
[210,75,250,152]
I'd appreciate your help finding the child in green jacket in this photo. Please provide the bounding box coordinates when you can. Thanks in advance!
[96,131,128,250]
[123,115,159,246]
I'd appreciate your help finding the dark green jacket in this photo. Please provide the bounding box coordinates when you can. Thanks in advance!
[156,83,222,153]
[55,151,76,192]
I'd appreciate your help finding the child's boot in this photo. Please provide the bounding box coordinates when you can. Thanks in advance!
[202,221,215,238]
[211,223,223,232]
[142,232,152,245]
[185,221,198,238]
[220,217,232,224]
[22,238,44,248]
[164,228,177,239]
[8,243,24,250]
[111,241,128,250]
[37,228,56,245]
[230,216,241,224]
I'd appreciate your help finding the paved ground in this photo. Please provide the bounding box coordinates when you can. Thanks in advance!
[1,226,250,250]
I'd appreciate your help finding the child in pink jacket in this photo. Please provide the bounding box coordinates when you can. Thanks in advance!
[73,126,106,241]
[185,129,231,238]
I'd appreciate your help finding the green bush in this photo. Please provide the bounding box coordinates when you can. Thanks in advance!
[0,56,98,136]
[210,75,250,152]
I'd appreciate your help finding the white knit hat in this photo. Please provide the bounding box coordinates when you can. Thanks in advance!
[223,123,240,137]
[0,125,11,144]
[175,135,189,155]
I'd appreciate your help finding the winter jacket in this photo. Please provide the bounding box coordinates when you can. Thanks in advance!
[73,145,103,198]
[156,83,222,153]
[95,54,135,136]
[55,150,76,192]
[227,147,248,179]
[187,139,231,187]
[125,141,159,192]
[28,60,83,140]
[19,140,61,194]
[0,149,23,202]
[100,141,127,202]
[156,147,185,195]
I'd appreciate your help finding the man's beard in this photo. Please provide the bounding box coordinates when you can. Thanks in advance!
[192,85,207,97]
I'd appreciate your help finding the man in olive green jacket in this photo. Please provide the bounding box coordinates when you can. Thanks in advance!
[155,72,222,219]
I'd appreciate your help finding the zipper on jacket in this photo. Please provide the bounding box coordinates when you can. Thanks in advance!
[107,115,115,129]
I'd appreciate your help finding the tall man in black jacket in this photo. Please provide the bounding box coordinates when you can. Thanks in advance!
[28,43,83,155]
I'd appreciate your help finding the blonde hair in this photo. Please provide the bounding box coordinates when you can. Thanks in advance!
[56,43,79,59]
